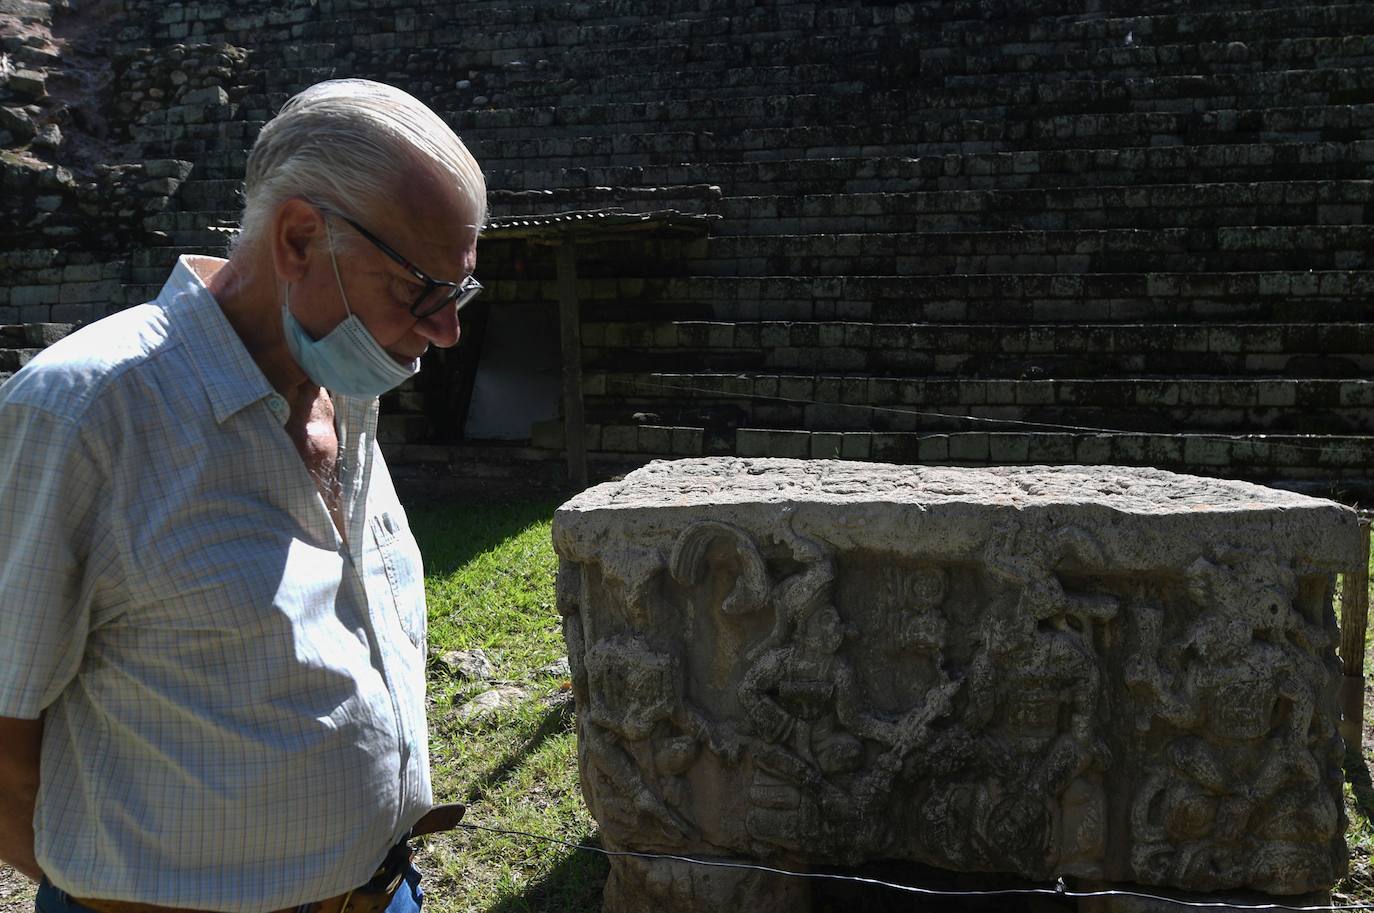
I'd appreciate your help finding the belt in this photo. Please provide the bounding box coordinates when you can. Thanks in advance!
[73,803,466,913]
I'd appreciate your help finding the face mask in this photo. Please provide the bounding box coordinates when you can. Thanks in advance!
[280,221,421,398]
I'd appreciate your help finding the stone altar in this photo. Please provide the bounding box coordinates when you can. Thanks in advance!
[552,458,1362,912]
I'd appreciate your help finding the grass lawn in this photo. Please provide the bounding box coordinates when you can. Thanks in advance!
[407,499,606,913]
[414,499,1374,913]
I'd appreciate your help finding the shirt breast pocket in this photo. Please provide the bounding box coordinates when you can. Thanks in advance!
[371,510,427,649]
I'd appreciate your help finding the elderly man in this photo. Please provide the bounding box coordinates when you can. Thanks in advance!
[0,79,483,913]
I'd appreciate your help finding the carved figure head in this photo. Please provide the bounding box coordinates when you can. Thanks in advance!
[800,605,848,654]
[585,637,679,740]
[1186,548,1297,640]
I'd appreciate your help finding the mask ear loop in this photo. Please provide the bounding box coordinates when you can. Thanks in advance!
[323,218,355,318]
[321,218,353,489]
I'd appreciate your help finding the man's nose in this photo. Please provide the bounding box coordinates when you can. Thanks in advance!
[416,302,461,348]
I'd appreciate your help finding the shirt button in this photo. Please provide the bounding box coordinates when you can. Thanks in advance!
[266,394,288,416]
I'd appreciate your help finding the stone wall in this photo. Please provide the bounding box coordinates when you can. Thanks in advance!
[2,0,1373,491]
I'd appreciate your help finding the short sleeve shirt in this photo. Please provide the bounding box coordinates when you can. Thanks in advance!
[0,257,432,912]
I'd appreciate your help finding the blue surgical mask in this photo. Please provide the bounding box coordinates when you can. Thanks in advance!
[281,222,421,398]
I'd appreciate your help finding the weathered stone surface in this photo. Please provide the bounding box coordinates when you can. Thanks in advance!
[435,647,496,681]
[0,106,35,141]
[178,84,227,107]
[143,158,193,180]
[9,67,46,98]
[452,685,527,722]
[32,122,60,150]
[554,458,1360,912]
[22,322,72,345]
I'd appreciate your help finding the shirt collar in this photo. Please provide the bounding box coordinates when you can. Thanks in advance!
[156,255,278,425]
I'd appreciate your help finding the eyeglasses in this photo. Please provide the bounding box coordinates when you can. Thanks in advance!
[334,213,482,319]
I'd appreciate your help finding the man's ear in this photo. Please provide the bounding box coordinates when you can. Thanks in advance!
[270,198,325,285]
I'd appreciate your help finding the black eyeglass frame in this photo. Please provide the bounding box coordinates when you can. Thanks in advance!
[333,212,482,319]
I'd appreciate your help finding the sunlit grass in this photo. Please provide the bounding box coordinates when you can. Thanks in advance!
[408,499,605,913]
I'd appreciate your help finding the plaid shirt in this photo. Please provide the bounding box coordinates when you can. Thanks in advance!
[0,257,432,912]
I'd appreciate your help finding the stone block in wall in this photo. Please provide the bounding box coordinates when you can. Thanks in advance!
[58,281,120,305]
[10,286,55,308]
[179,85,229,107]
[144,160,194,180]
[23,323,74,346]
[554,459,1359,912]
[9,69,46,99]
[49,304,99,325]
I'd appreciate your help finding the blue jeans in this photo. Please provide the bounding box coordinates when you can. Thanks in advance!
[36,862,423,913]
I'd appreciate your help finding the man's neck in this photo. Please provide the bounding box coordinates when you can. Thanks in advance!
[201,252,316,401]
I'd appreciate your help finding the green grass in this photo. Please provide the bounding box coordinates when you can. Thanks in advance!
[407,499,606,913]
[1335,537,1374,903]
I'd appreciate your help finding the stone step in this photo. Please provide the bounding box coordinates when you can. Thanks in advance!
[334,2,1374,60]
[1071,4,1374,46]
[454,69,1374,140]
[465,103,1374,168]
[693,226,1374,275]
[477,59,1374,110]
[0,348,44,372]
[324,0,1368,35]
[177,179,240,210]
[488,272,1374,324]
[382,442,572,491]
[705,181,1374,236]
[132,119,267,158]
[140,209,253,248]
[924,34,1374,79]
[489,142,1374,194]
[391,36,1373,113]
[579,321,1374,377]
[454,33,1374,86]
[0,323,75,346]
[583,423,1374,480]
[447,79,1374,138]
[584,372,1374,434]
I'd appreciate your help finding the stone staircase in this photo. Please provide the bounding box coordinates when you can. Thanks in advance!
[431,0,1374,491]
[9,0,1372,491]
[0,323,73,387]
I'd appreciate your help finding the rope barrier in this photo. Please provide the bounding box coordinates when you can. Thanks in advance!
[453,821,1374,911]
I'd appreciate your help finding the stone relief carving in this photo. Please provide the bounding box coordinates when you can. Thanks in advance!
[1124,547,1344,893]
[580,634,741,842]
[555,462,1356,910]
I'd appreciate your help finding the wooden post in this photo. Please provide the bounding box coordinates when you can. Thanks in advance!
[1340,517,1372,751]
[555,241,588,490]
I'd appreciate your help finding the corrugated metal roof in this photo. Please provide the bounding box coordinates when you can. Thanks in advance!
[208,209,718,243]
[482,208,719,240]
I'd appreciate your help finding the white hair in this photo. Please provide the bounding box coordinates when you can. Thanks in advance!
[233,79,486,255]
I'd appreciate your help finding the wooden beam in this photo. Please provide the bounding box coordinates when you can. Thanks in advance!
[555,241,588,490]
[1340,517,1372,751]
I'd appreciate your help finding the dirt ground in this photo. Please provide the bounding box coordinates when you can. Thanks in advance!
[0,863,33,913]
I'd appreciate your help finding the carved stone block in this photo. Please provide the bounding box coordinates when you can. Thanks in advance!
[553,458,1362,912]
